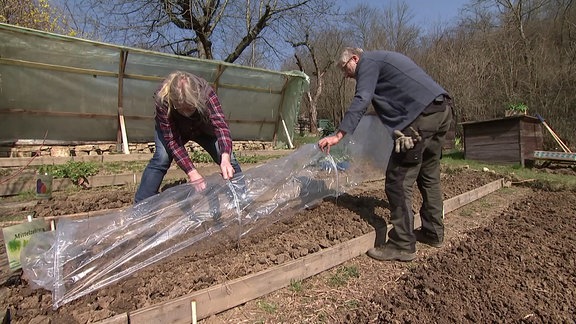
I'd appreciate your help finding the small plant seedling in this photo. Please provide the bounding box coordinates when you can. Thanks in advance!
[37,164,56,175]
[508,102,528,113]
[289,279,303,293]
[459,207,474,218]
[256,300,277,314]
[340,265,359,279]
[17,190,36,200]
[345,299,360,309]
[37,161,99,185]
[328,265,359,287]
[505,102,528,116]
[454,136,463,150]
[190,151,212,163]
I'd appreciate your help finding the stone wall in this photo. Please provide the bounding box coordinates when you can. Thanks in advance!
[0,141,275,158]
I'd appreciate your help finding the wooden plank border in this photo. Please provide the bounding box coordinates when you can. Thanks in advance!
[0,151,293,196]
[129,233,376,323]
[96,178,505,323]
[0,169,184,197]
[0,149,292,168]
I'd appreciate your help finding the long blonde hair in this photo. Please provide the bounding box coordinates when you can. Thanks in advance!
[157,71,211,120]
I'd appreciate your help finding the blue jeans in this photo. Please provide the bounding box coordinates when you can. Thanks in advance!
[134,125,243,203]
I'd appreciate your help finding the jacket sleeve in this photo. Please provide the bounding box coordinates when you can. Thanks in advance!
[338,58,379,135]
[206,89,233,156]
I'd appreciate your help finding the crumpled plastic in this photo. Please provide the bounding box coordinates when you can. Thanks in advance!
[20,115,393,309]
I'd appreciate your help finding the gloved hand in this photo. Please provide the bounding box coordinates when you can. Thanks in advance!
[393,127,421,153]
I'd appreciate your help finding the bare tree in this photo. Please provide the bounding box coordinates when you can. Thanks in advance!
[63,0,335,66]
[344,1,420,53]
[415,0,576,148]
[343,3,388,49]
[289,28,342,134]
[381,0,420,53]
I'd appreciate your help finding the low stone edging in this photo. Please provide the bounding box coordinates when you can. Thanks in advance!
[0,141,275,158]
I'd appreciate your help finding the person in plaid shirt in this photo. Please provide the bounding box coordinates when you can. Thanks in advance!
[135,71,243,203]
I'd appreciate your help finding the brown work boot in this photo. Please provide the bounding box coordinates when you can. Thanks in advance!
[367,244,415,262]
[414,229,443,248]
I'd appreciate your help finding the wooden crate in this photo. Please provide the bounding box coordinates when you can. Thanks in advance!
[461,115,543,166]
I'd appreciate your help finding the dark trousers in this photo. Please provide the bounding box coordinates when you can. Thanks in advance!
[385,101,453,252]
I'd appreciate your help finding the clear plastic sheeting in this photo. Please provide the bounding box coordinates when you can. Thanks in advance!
[20,115,393,309]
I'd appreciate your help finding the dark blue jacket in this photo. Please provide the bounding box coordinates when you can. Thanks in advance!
[339,51,448,136]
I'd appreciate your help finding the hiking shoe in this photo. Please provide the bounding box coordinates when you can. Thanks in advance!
[367,245,415,262]
[414,229,444,248]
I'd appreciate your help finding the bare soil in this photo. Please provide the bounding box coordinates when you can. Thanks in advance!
[1,165,575,324]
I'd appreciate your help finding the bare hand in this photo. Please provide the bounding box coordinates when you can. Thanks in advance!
[220,162,235,180]
[187,169,206,191]
[219,153,235,180]
[318,133,343,154]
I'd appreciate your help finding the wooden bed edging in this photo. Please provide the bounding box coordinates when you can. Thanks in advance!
[0,169,184,197]
[0,152,286,197]
[96,178,506,324]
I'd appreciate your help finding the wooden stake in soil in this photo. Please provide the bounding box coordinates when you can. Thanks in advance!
[191,301,197,324]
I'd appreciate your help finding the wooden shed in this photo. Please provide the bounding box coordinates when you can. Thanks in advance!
[461,115,543,166]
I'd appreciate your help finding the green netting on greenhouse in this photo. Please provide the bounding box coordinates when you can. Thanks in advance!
[0,23,309,148]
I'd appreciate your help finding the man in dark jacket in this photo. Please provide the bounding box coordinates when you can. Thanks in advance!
[319,48,453,262]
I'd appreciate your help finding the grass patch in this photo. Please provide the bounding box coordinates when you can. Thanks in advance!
[256,300,277,314]
[327,265,359,287]
[17,190,36,200]
[288,279,303,293]
[235,154,284,164]
[443,150,465,161]
[442,149,576,191]
[100,161,148,174]
[458,207,474,218]
[32,152,283,179]
[345,299,360,309]
[293,134,320,148]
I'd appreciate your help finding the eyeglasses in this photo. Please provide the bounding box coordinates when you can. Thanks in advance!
[340,56,354,70]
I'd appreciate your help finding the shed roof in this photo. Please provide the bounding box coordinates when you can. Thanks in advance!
[460,115,539,126]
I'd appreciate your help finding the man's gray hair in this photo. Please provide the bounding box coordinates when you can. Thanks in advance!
[340,47,364,65]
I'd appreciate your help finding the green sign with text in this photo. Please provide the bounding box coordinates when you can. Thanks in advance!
[2,219,50,270]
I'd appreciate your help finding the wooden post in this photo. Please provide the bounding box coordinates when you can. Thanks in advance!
[274,78,293,148]
[280,113,294,149]
[117,50,130,154]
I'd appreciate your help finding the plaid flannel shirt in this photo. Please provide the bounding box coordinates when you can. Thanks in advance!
[155,89,233,175]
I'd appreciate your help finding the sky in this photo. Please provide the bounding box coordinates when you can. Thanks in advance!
[340,0,471,31]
